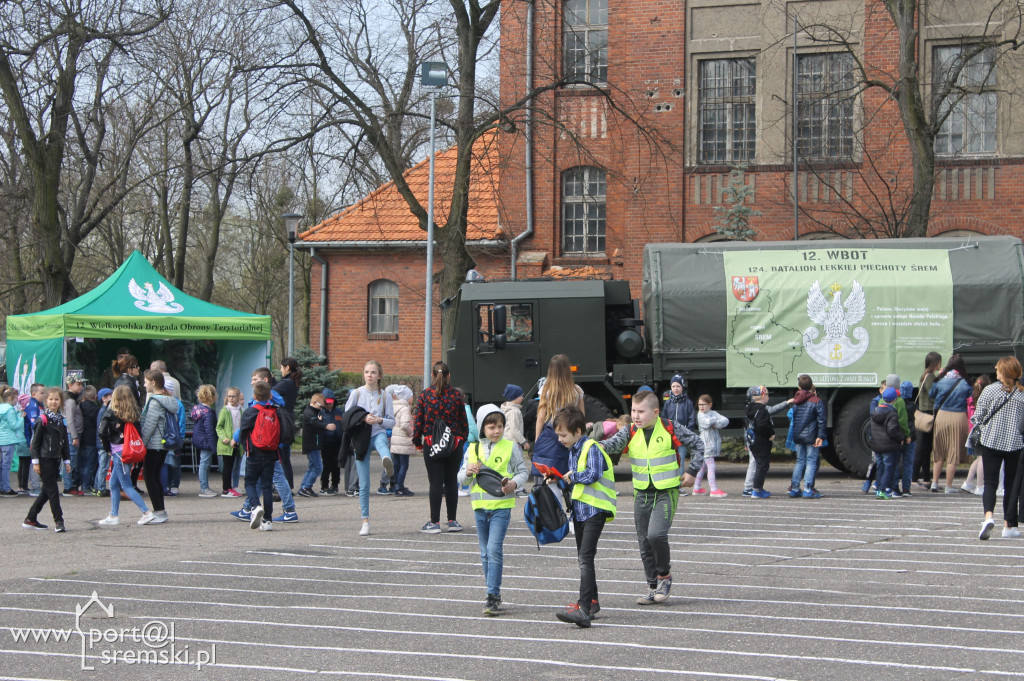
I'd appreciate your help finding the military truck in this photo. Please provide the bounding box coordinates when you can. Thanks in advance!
[447,236,1024,476]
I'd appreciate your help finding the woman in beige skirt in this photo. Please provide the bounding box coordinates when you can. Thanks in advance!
[929,354,973,493]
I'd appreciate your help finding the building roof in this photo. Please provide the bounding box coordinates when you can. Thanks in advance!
[300,130,502,243]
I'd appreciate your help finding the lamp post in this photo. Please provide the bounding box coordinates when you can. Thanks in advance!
[282,212,302,357]
[420,61,448,388]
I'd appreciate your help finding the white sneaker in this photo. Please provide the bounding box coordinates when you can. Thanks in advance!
[457,488,470,497]
[250,505,264,530]
[150,511,168,523]
[137,512,157,525]
[1003,527,1020,538]
[359,521,370,536]
[944,487,959,494]
[960,483,976,494]
[169,487,179,495]
[973,486,985,496]
[198,489,218,498]
[259,520,274,532]
[980,518,995,540]
[98,515,119,526]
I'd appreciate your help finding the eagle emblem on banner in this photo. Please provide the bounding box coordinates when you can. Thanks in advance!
[129,278,184,313]
[803,280,868,368]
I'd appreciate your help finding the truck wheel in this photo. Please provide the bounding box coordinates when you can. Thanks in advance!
[583,395,613,423]
[819,444,846,473]
[834,392,875,477]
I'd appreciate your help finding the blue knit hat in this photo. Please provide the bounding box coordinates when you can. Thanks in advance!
[882,387,898,402]
[746,385,767,400]
[670,374,686,389]
[502,384,524,401]
[899,380,914,400]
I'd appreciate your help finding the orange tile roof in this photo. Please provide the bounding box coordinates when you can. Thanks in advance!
[300,130,502,243]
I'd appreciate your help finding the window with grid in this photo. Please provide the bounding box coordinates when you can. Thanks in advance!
[562,166,606,254]
[797,52,855,160]
[934,45,997,156]
[368,279,398,335]
[698,57,757,164]
[563,0,608,84]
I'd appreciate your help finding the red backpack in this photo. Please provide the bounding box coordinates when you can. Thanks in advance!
[250,404,281,451]
[121,423,147,464]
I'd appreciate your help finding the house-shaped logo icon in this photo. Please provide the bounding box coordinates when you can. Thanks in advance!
[75,591,113,670]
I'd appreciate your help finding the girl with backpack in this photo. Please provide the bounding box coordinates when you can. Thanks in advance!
[140,370,178,523]
[345,360,396,536]
[192,385,219,498]
[98,386,154,526]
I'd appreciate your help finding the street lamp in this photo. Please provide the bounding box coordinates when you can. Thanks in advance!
[282,212,303,357]
[420,61,448,388]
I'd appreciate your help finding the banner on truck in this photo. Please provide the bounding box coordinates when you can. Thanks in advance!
[724,248,953,388]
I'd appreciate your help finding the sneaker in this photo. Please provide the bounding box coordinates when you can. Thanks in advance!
[90,489,104,497]
[944,486,958,494]
[889,489,902,499]
[802,489,822,499]
[636,588,657,605]
[876,490,891,500]
[220,490,236,498]
[654,575,672,603]
[198,488,218,498]
[930,485,940,493]
[170,487,179,496]
[138,512,157,525]
[751,489,771,499]
[902,490,913,497]
[709,489,728,498]
[1002,527,1020,538]
[457,487,470,497]
[678,489,688,497]
[483,594,501,617]
[394,488,410,497]
[152,510,169,523]
[328,486,339,495]
[555,602,591,628]
[382,457,394,478]
[70,489,85,496]
[961,483,977,494]
[54,523,66,533]
[447,520,463,532]
[973,486,984,496]
[319,487,333,496]
[359,521,370,536]
[259,520,274,532]
[273,511,299,523]
[692,487,707,495]
[230,509,252,522]
[515,488,528,498]
[345,488,357,497]
[741,489,753,497]
[788,486,801,498]
[590,599,600,617]
[297,488,313,498]
[376,486,391,496]
[420,521,442,534]
[980,518,995,540]
[98,515,119,526]
[249,505,264,530]
[22,519,48,530]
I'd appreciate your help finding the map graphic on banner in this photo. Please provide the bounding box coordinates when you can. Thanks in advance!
[724,248,953,387]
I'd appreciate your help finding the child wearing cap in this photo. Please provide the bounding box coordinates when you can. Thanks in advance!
[662,374,696,431]
[387,385,416,496]
[551,405,617,628]
[458,404,527,616]
[744,386,793,498]
[500,384,527,451]
[870,387,905,499]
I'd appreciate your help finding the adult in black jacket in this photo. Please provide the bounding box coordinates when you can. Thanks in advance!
[78,388,101,495]
[789,375,827,498]
[272,358,301,489]
[111,354,143,409]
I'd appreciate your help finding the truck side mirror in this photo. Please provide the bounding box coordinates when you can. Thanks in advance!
[493,304,507,335]
[494,333,506,350]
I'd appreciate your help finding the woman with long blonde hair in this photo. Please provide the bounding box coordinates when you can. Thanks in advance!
[533,354,585,477]
[974,356,1024,540]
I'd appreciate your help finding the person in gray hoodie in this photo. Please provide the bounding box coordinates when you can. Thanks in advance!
[139,370,179,523]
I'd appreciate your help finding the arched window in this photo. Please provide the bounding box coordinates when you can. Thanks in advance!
[368,279,399,335]
[562,166,606,254]
[563,0,607,84]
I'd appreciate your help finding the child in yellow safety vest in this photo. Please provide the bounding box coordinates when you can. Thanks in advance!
[458,404,528,617]
[599,391,705,606]
[548,406,617,628]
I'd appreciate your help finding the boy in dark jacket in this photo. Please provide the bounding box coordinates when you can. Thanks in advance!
[871,387,905,500]
[898,381,918,496]
[319,388,344,494]
[788,375,827,498]
[77,387,100,495]
[23,388,72,532]
[298,392,333,497]
[239,381,280,531]
[662,374,697,431]
[744,386,793,498]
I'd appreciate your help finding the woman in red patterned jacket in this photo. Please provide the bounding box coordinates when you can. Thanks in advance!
[413,361,469,534]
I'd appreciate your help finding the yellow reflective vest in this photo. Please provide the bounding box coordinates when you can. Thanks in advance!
[628,419,681,490]
[570,439,617,519]
[468,440,516,510]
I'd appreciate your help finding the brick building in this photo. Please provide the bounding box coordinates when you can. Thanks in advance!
[303,0,1024,376]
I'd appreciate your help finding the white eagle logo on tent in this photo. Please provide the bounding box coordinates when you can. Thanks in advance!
[129,278,184,313]
[802,280,868,368]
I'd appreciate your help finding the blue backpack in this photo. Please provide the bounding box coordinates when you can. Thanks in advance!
[523,482,571,549]
[161,402,183,451]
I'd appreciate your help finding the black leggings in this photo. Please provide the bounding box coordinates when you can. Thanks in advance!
[914,418,935,481]
[18,456,31,490]
[980,444,1024,525]
[143,449,166,512]
[424,455,461,524]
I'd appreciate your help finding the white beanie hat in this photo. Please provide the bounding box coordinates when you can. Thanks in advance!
[475,403,504,427]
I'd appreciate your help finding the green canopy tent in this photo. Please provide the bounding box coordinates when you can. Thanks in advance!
[5,251,271,402]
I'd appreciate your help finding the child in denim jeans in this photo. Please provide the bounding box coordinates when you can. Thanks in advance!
[192,385,219,497]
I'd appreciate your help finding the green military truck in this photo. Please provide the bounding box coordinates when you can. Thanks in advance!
[447,236,1024,476]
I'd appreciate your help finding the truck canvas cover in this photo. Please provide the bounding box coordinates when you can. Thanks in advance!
[643,236,1024,388]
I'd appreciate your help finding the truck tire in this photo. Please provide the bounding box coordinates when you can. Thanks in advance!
[819,444,846,473]
[834,392,875,477]
[583,394,614,423]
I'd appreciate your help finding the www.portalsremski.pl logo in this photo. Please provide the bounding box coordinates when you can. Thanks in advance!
[8,591,216,671]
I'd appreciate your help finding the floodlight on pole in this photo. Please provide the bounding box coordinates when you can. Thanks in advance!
[420,61,448,388]
[282,212,303,357]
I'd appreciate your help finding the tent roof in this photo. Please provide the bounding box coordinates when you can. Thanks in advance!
[6,251,271,341]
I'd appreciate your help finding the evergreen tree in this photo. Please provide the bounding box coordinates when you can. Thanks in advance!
[713,166,761,240]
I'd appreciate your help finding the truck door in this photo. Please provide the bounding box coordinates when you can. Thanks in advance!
[473,301,541,403]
